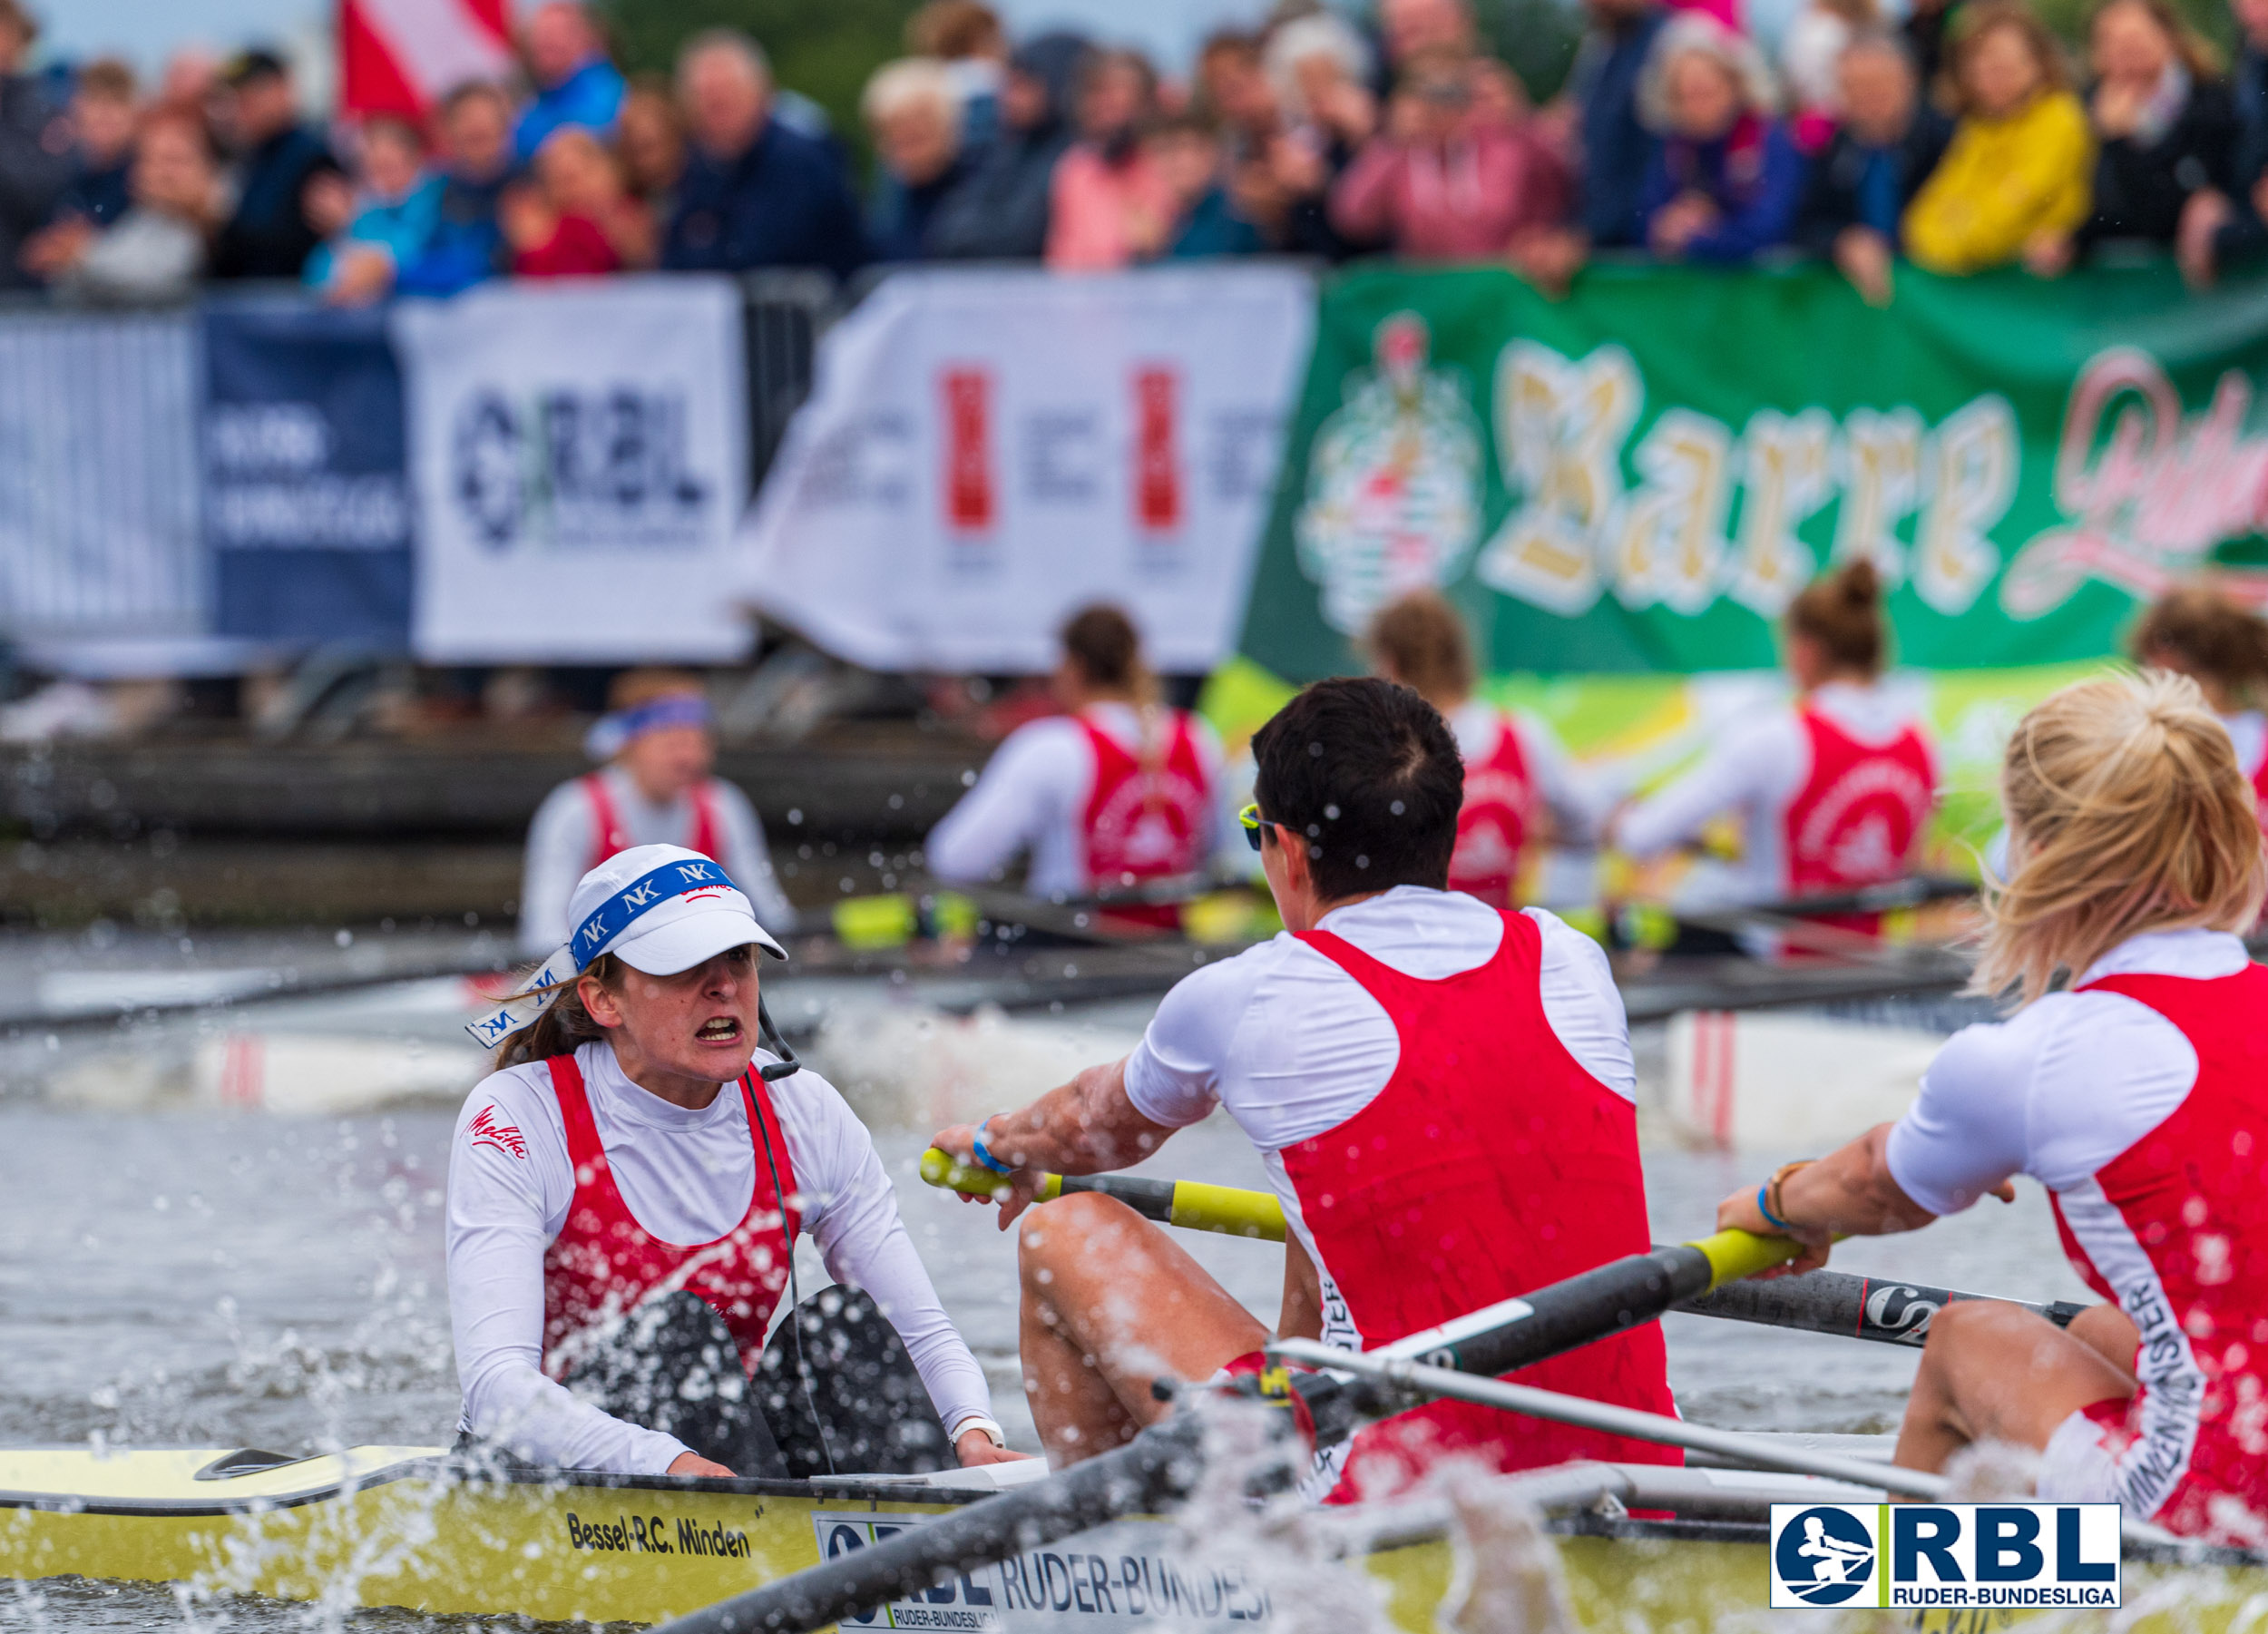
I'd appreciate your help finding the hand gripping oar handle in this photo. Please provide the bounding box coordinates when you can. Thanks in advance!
[918,1147,1287,1241]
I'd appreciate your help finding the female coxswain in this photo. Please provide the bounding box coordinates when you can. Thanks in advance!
[1365,589,1609,907]
[1720,671,2268,1542]
[449,843,1018,1475]
[1608,560,1937,951]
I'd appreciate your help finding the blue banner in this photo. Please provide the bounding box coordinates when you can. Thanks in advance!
[200,301,412,646]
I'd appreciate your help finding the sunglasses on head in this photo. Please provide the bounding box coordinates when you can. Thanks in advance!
[1238,801,1269,853]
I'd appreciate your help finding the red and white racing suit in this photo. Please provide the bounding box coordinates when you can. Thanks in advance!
[1886,928,2268,1544]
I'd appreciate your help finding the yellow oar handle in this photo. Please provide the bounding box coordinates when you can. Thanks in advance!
[1682,1227,1815,1290]
[917,1148,1285,1241]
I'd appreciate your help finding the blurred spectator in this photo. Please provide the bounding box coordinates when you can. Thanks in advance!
[1331,47,1571,259]
[928,32,1089,259]
[1901,1,2090,273]
[1147,111,1265,254]
[157,46,222,114]
[513,1,625,162]
[395,81,515,297]
[1261,14,1379,256]
[306,114,438,303]
[1192,32,1289,244]
[1378,0,1481,79]
[48,57,138,234]
[908,0,1010,147]
[42,109,217,304]
[1781,0,1881,149]
[210,49,340,281]
[618,75,687,220]
[506,125,652,275]
[1566,0,1671,249]
[1905,0,1962,85]
[2177,0,2268,282]
[1637,18,1804,260]
[661,30,866,278]
[1794,31,1951,301]
[863,57,971,260]
[0,0,70,292]
[2028,0,2232,271]
[1046,48,1174,269]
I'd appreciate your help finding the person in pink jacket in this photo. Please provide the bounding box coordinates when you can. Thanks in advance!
[1328,47,1570,260]
[1044,48,1178,269]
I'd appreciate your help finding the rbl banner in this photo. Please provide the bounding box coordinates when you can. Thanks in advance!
[1240,262,2268,679]
[1769,1503,2121,1610]
[740,267,1314,674]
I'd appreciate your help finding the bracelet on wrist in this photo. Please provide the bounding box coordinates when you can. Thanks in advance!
[970,1116,1014,1177]
[1761,1159,1815,1233]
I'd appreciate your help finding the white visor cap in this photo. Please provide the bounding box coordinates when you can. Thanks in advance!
[568,843,788,976]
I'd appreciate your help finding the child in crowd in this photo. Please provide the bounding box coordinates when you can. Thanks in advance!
[1637,15,1807,259]
[57,59,137,230]
[306,114,439,303]
[1901,0,2092,272]
[40,108,218,303]
[504,125,651,276]
[1144,112,1263,255]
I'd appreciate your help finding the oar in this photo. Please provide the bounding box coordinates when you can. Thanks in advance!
[917,1148,1286,1240]
[921,1151,2086,1345]
[649,1228,1805,1634]
[1267,1337,2177,1549]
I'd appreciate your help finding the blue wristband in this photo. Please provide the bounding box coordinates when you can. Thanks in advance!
[971,1117,1014,1177]
[1755,1180,1795,1232]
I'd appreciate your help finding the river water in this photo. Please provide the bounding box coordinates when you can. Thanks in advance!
[0,982,2093,1634]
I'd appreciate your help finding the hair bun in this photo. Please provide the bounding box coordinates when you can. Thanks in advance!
[1839,559,1881,606]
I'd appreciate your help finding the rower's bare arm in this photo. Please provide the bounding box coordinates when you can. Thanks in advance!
[931,1056,1178,1228]
[1277,1229,1323,1343]
[1717,1121,2009,1272]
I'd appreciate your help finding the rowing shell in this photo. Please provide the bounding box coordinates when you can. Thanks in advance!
[5,1444,2265,1631]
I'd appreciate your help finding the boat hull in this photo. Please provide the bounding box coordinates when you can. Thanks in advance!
[4,1447,2263,1631]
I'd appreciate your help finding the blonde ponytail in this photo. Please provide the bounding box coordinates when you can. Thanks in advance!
[1974,670,2265,1006]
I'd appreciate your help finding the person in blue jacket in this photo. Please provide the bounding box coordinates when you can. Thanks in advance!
[513,2,625,163]
[1637,14,1808,261]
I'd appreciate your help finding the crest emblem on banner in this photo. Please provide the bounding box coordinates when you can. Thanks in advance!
[1295,312,1482,634]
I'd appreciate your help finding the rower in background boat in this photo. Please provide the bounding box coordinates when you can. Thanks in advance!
[929,678,1678,1500]
[925,604,1235,927]
[518,670,797,959]
[1608,561,1938,956]
[1364,590,1611,909]
[452,844,1020,1479]
[1718,670,2268,1545]
[2133,583,2268,824]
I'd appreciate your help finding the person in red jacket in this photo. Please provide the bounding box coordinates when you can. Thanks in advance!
[931,678,1675,1500]
[1719,670,2268,1544]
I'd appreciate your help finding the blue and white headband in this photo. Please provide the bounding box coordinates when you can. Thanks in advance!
[584,693,712,762]
[464,855,767,1049]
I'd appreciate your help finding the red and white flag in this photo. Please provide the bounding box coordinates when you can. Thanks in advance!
[339,0,513,119]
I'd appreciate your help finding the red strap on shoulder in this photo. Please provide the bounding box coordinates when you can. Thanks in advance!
[582,774,623,872]
[1296,910,1528,990]
[688,780,722,862]
[545,1052,606,1179]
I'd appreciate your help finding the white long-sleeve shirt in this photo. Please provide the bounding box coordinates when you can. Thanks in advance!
[925,704,1232,897]
[1608,679,1925,912]
[519,768,796,956]
[445,1040,992,1474]
[1445,700,1610,847]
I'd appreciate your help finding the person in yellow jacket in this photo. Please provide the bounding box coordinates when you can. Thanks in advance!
[1902,0,2092,273]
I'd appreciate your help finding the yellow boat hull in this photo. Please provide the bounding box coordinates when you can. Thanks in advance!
[4,1447,2263,1631]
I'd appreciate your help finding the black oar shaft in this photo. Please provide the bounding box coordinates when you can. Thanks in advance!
[653,1418,1208,1634]
[1679,1270,2085,1345]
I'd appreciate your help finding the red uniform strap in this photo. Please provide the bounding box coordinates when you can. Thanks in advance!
[546,1052,607,1180]
[582,774,627,873]
[688,780,723,864]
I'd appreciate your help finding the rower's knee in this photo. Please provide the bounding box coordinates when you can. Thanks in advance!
[1018,1190,1142,1288]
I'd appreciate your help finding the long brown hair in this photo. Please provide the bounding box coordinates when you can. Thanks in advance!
[1061,603,1156,702]
[1941,0,2073,116]
[493,954,621,1070]
[1786,559,1888,678]
[2130,585,2268,709]
[1974,670,2265,1005]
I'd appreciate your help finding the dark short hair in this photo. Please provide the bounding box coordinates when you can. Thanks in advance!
[1061,602,1144,690]
[225,47,290,86]
[1251,677,1462,900]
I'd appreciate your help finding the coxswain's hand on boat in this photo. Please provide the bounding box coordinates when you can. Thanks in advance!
[667,1452,736,1478]
[1716,1121,2007,1277]
[953,1428,1031,1466]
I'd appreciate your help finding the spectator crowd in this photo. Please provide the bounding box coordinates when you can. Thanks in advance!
[5,0,2268,306]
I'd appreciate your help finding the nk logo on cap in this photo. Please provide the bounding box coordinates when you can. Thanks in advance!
[1768,1504,2122,1610]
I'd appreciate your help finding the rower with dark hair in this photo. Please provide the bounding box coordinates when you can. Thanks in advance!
[925,603,1228,921]
[2132,584,2268,823]
[929,677,1676,1499]
[1608,560,1939,952]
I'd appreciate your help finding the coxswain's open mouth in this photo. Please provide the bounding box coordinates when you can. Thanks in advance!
[695,1016,743,1043]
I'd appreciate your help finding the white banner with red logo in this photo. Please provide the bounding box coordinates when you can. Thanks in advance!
[738,266,1315,674]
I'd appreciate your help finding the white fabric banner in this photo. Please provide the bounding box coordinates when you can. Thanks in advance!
[739,266,1315,673]
[396,278,750,662]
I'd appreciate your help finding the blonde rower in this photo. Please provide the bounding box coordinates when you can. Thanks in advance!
[1721,671,2268,1542]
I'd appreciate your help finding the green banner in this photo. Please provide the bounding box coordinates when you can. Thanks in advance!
[1240,260,2268,679]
